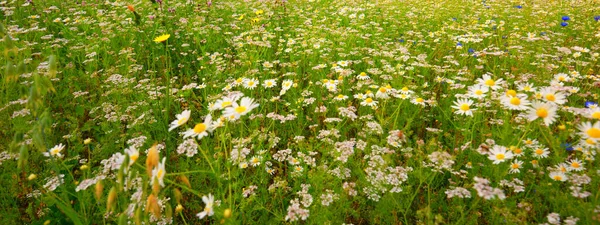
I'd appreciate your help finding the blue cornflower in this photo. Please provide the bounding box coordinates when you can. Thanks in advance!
[456,42,462,47]
[561,143,574,152]
[562,15,570,21]
[561,22,568,27]
[468,48,475,54]
[585,101,597,108]
[540,32,546,36]
[594,15,600,22]
[515,5,522,9]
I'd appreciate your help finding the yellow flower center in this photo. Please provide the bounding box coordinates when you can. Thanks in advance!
[475,90,483,95]
[177,117,187,125]
[460,104,470,111]
[524,86,531,91]
[506,90,517,97]
[379,87,387,93]
[485,79,495,86]
[157,169,164,178]
[553,175,562,181]
[495,154,505,160]
[587,128,600,138]
[535,149,544,155]
[510,97,521,105]
[130,154,139,162]
[558,76,565,81]
[545,94,556,102]
[586,138,596,145]
[194,123,207,133]
[365,98,373,103]
[402,87,409,92]
[416,98,424,103]
[513,148,522,154]
[571,162,580,168]
[592,112,600,119]
[536,108,548,118]
[51,148,60,155]
[235,106,247,114]
[511,163,520,169]
[221,101,232,108]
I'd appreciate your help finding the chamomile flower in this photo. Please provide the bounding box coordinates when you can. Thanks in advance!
[580,137,598,147]
[468,84,489,99]
[223,97,260,120]
[532,147,550,158]
[151,157,166,187]
[567,159,584,171]
[578,121,600,140]
[214,95,241,111]
[375,86,391,99]
[399,87,414,95]
[477,74,504,90]
[553,73,571,83]
[488,145,514,164]
[587,107,600,120]
[44,143,65,158]
[183,114,214,139]
[549,171,568,182]
[412,97,426,106]
[280,80,294,95]
[356,72,370,80]
[333,94,348,101]
[509,159,523,173]
[169,110,191,131]
[361,97,378,107]
[249,156,262,167]
[262,79,277,88]
[517,82,537,93]
[539,87,567,105]
[233,77,245,87]
[500,94,530,110]
[523,139,539,147]
[511,146,525,157]
[526,101,558,126]
[244,78,259,89]
[125,146,139,166]
[197,194,215,219]
[451,98,474,116]
[555,163,569,173]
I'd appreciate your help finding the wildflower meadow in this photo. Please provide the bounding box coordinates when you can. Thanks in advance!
[2,0,600,224]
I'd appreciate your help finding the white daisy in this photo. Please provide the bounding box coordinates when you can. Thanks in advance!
[451,98,474,116]
[183,114,214,139]
[168,110,191,131]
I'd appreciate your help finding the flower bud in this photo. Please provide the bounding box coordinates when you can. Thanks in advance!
[95,180,103,200]
[224,208,232,218]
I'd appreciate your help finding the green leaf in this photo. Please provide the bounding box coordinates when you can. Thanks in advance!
[47,197,85,225]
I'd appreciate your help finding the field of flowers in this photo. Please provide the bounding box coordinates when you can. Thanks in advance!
[1,0,600,224]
